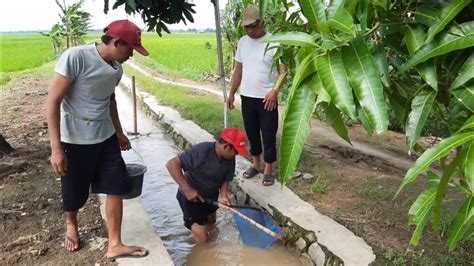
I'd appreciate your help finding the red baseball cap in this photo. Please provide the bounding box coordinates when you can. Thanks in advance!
[105,20,149,56]
[220,128,249,156]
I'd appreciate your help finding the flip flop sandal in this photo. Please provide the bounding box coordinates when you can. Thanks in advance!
[63,235,82,252]
[243,167,260,179]
[106,246,149,261]
[262,174,276,186]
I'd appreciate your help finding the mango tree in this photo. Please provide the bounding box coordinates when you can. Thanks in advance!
[262,0,473,251]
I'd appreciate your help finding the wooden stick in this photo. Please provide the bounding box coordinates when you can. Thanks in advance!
[216,202,287,242]
[132,75,138,134]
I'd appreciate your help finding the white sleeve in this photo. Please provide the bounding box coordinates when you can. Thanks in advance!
[234,38,242,63]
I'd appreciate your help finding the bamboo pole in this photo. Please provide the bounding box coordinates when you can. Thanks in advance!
[132,75,138,135]
[213,0,228,128]
[215,201,287,242]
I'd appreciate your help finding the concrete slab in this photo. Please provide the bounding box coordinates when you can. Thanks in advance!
[99,196,173,266]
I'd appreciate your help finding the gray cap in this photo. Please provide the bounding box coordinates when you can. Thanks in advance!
[242,5,260,26]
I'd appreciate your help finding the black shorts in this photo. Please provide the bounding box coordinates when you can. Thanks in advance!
[176,190,218,229]
[61,134,130,211]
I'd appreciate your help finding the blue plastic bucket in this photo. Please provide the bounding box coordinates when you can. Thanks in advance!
[123,163,147,199]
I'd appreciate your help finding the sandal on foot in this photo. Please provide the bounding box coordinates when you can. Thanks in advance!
[63,235,82,252]
[262,174,276,186]
[106,246,149,261]
[243,167,260,179]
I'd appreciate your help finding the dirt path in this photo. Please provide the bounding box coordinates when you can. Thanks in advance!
[0,78,113,264]
[125,60,473,264]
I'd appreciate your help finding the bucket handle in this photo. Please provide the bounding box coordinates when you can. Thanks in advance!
[126,146,145,165]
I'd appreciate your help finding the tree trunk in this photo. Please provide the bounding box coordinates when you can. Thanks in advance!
[0,134,13,154]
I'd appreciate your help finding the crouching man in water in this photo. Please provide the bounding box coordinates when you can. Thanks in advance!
[166,128,249,244]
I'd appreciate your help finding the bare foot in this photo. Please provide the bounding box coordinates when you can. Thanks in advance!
[106,244,148,260]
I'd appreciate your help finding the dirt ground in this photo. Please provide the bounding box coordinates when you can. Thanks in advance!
[0,78,114,265]
[288,129,473,264]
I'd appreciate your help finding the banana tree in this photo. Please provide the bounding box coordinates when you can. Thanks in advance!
[265,0,474,251]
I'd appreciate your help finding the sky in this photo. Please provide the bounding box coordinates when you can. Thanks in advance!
[0,0,227,32]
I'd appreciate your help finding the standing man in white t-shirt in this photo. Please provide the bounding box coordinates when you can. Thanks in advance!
[226,5,287,186]
[47,20,149,260]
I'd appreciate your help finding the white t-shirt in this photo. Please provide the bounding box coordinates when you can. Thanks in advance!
[54,43,123,144]
[235,33,278,99]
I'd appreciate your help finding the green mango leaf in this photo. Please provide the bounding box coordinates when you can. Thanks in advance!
[298,0,327,32]
[371,0,389,11]
[447,196,474,251]
[311,74,332,105]
[126,0,136,10]
[397,132,474,196]
[342,37,389,134]
[451,84,474,113]
[316,50,356,119]
[400,21,474,72]
[284,52,316,121]
[279,81,317,185]
[408,178,439,225]
[356,0,371,32]
[321,102,351,144]
[358,106,374,136]
[414,5,439,27]
[465,142,474,191]
[410,204,433,246]
[405,25,438,90]
[457,115,474,133]
[326,0,346,19]
[265,31,317,47]
[372,44,390,87]
[293,52,317,92]
[328,7,356,36]
[432,148,468,232]
[450,53,474,90]
[405,87,436,154]
[425,0,472,44]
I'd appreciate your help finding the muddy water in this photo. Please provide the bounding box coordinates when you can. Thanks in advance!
[115,87,303,265]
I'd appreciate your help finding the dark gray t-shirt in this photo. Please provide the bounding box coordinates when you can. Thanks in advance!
[178,142,235,199]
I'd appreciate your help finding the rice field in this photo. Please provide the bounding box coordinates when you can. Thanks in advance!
[134,33,220,80]
[0,34,56,72]
[1,32,223,81]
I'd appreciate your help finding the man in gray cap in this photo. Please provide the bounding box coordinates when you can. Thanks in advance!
[226,5,287,186]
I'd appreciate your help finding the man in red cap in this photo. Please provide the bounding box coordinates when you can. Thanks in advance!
[166,128,249,244]
[47,20,149,259]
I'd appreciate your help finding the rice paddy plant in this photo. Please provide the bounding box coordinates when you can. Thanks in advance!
[1,34,56,72]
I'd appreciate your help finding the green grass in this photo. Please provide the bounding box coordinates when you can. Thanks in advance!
[0,61,55,88]
[123,64,243,134]
[1,34,56,72]
[133,33,219,80]
[358,179,392,201]
[310,170,334,195]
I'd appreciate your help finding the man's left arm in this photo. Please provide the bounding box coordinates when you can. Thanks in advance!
[218,181,231,205]
[263,65,288,111]
[110,93,131,150]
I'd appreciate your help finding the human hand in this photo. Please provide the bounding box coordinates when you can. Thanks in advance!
[183,187,204,203]
[226,94,235,110]
[50,148,67,176]
[117,132,131,150]
[263,89,278,111]
[218,194,231,206]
